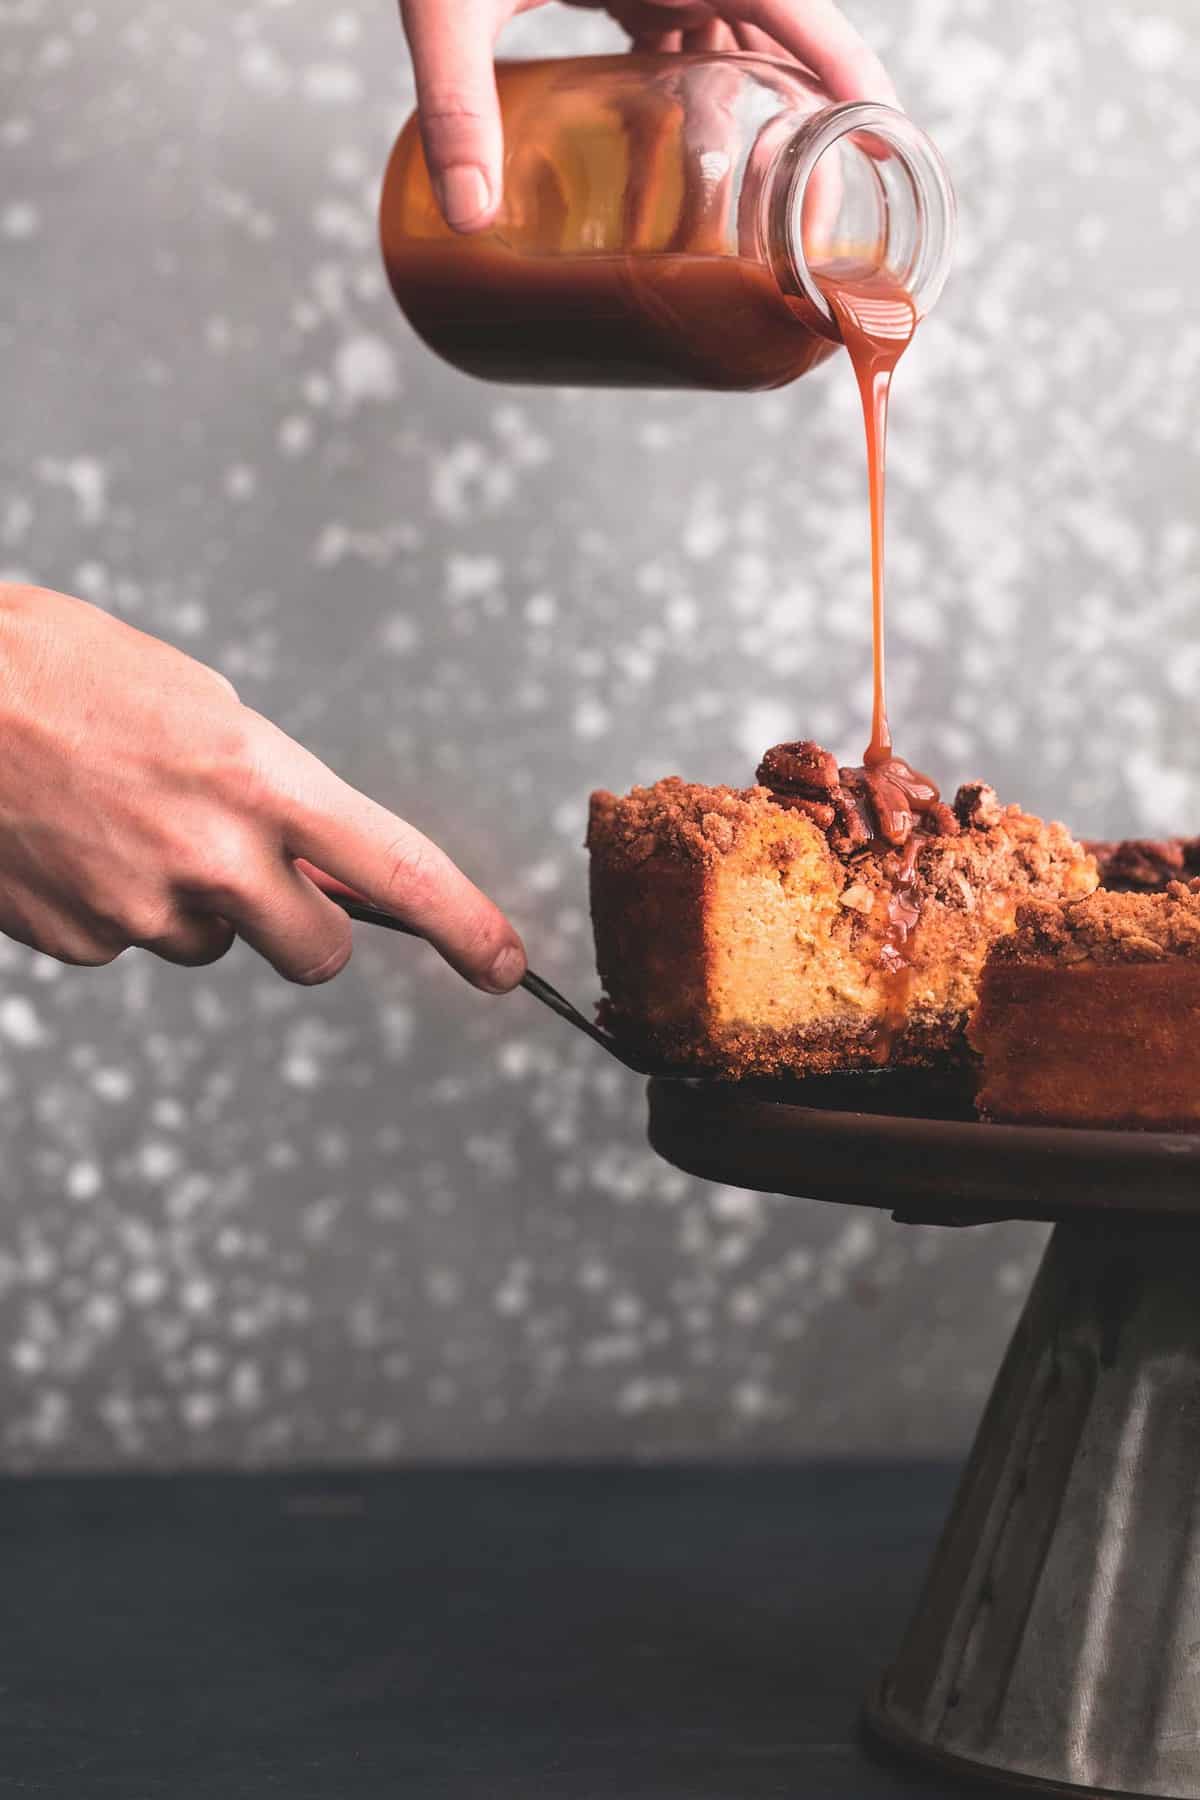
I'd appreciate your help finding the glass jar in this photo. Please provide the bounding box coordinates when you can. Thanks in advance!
[380,53,955,390]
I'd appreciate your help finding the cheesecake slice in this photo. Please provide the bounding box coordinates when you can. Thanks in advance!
[587,741,1097,1079]
[970,881,1200,1130]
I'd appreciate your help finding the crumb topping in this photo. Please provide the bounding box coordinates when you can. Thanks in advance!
[588,754,1095,915]
[1088,836,1200,892]
[587,778,773,870]
[993,879,1200,966]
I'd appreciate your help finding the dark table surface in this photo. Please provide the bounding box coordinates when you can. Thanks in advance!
[0,1461,1027,1798]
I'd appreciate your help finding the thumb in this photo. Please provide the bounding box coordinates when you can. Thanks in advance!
[400,0,505,232]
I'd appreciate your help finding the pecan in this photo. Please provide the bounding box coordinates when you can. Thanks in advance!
[758,740,872,853]
[759,739,952,857]
[929,801,961,837]
[830,770,884,853]
[1087,838,1189,892]
[772,795,837,831]
[955,782,1003,831]
[848,759,940,851]
[756,740,839,797]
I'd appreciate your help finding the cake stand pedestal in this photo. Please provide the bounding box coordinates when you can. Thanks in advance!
[647,1073,1200,1800]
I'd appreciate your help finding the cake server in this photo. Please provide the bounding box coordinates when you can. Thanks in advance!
[328,893,655,1075]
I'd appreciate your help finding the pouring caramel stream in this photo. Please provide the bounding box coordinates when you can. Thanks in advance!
[815,270,917,769]
[815,268,940,1026]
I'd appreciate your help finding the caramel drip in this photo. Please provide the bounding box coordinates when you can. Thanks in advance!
[816,269,917,770]
[871,835,924,1065]
[817,269,937,1032]
[880,834,923,976]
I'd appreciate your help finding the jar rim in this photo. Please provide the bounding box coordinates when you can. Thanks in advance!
[777,101,957,330]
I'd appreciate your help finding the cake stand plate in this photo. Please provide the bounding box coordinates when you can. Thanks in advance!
[646,1073,1200,1799]
[646,1071,1200,1225]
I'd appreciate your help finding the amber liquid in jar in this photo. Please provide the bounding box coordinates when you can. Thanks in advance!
[378,241,837,389]
[379,55,858,390]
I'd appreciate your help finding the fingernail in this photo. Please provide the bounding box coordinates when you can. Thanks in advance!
[486,943,526,993]
[435,164,492,230]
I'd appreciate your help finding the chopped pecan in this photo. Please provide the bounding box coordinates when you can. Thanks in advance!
[954,782,1003,831]
[756,740,839,797]
[772,795,837,831]
[758,740,872,854]
[758,738,954,856]
[1086,838,1198,893]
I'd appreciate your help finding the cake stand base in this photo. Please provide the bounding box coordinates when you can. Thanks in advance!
[645,1076,1200,1800]
[870,1216,1200,1799]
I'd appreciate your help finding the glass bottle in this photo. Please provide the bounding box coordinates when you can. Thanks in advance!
[380,54,955,391]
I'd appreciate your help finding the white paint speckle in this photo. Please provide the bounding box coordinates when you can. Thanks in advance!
[0,997,45,1048]
[2,203,40,240]
[333,333,399,407]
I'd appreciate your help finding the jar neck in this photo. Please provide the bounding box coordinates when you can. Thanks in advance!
[764,102,956,339]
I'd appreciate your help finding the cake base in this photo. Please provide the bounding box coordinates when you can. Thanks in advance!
[869,1217,1200,1800]
[646,1079,1200,1798]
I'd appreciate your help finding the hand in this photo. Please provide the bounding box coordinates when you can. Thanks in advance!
[0,585,526,990]
[399,0,897,231]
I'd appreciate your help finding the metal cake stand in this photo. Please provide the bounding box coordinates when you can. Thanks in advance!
[648,1071,1200,1800]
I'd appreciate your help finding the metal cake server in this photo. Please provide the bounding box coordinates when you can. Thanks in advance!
[329,894,655,1075]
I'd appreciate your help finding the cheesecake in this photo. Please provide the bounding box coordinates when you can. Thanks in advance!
[587,740,1097,1079]
[970,881,1200,1130]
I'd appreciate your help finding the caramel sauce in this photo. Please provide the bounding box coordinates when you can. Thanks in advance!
[815,269,942,1043]
[815,268,937,821]
[383,241,838,391]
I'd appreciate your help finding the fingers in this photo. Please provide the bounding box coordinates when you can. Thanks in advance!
[218,860,355,986]
[682,17,737,50]
[632,26,684,50]
[617,0,896,107]
[0,902,124,968]
[139,912,237,969]
[612,0,710,47]
[732,0,898,106]
[400,0,505,231]
[731,20,792,59]
[267,736,526,994]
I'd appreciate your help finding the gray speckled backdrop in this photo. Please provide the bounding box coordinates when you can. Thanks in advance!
[0,0,1196,1467]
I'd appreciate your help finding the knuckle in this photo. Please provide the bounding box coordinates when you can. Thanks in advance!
[117,898,175,945]
[382,831,445,917]
[419,88,487,127]
[178,820,258,906]
[209,711,275,812]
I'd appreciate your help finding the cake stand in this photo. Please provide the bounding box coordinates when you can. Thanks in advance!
[647,1071,1200,1800]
